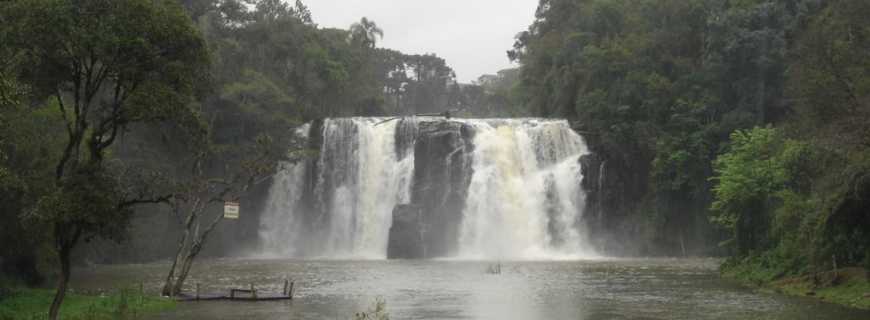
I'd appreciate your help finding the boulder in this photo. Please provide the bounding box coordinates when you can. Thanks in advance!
[387,205,425,259]
[408,120,475,257]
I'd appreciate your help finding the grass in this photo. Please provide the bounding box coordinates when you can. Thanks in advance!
[770,268,870,309]
[0,288,175,320]
[722,259,870,310]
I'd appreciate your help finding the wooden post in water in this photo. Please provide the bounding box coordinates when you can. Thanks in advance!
[283,279,289,296]
[250,283,256,299]
[289,281,294,300]
[195,283,200,301]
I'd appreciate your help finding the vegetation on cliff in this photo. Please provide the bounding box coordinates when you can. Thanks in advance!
[511,0,869,296]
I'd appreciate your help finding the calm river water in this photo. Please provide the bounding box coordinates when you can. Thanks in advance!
[71,258,870,319]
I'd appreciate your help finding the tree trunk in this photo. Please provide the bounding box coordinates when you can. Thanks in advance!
[48,246,72,320]
[172,251,198,295]
[161,233,189,296]
[163,202,200,296]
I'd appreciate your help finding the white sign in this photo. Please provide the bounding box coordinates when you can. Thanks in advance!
[224,201,240,219]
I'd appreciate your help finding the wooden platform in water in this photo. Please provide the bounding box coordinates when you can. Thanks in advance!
[175,293,292,302]
[174,281,295,302]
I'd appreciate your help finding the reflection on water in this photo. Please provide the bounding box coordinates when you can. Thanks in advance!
[71,258,870,320]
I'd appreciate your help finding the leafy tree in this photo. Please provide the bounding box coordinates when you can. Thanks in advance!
[1,0,209,318]
[710,127,793,254]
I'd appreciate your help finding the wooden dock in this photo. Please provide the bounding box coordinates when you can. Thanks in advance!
[175,280,295,302]
[175,293,293,302]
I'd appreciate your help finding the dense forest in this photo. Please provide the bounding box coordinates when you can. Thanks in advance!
[509,0,869,279]
[1,0,869,317]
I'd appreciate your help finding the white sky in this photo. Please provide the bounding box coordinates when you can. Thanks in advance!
[303,0,539,83]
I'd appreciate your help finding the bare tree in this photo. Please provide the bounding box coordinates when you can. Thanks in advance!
[161,135,278,297]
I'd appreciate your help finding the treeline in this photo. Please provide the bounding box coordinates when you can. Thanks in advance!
[511,0,869,276]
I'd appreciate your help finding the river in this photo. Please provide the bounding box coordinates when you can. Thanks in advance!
[71,258,870,319]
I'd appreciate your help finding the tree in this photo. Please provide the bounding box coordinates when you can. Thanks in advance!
[1,0,209,318]
[161,134,281,296]
[0,65,56,287]
[350,17,384,49]
[292,0,313,25]
[710,127,791,254]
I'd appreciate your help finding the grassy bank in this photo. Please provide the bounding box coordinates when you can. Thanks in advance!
[0,288,174,320]
[722,259,870,310]
[770,268,870,309]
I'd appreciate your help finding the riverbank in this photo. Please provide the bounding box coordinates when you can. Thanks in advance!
[722,261,870,310]
[0,288,174,320]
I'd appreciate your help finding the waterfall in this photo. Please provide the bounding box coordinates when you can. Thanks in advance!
[259,117,597,259]
[259,119,414,259]
[458,120,594,259]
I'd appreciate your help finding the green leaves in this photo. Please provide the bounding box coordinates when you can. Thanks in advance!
[1,0,211,266]
[710,127,813,254]
[712,128,788,211]
[4,0,210,123]
[32,167,133,243]
[512,0,850,257]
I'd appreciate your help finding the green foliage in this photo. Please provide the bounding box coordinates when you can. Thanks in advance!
[457,69,524,117]
[1,0,211,245]
[5,0,210,119]
[711,127,790,248]
[1,1,212,317]
[32,167,134,242]
[721,252,800,285]
[799,277,870,310]
[0,91,65,285]
[376,49,459,115]
[512,0,870,261]
[512,0,786,254]
[706,0,870,281]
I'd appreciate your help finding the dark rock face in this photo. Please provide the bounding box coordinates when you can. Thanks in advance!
[387,205,425,258]
[579,148,653,256]
[405,120,475,258]
[580,153,629,254]
[295,119,334,238]
[579,154,605,225]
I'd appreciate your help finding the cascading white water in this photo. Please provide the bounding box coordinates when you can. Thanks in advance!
[458,120,595,259]
[259,117,597,259]
[258,124,310,256]
[259,119,414,259]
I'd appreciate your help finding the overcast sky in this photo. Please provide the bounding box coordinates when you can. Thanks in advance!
[303,0,539,83]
